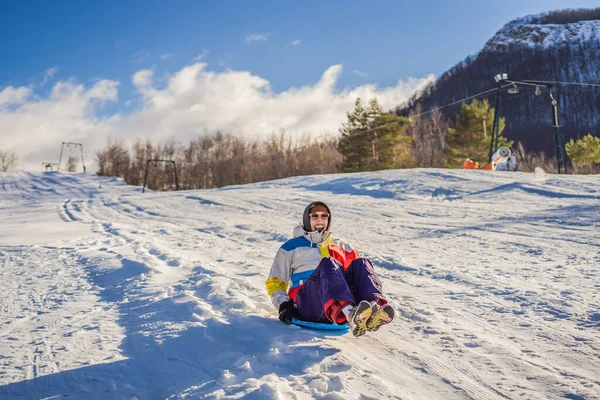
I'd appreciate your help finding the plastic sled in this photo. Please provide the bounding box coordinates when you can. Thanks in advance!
[291,317,350,334]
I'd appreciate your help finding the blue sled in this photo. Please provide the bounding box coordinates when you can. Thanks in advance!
[291,317,350,333]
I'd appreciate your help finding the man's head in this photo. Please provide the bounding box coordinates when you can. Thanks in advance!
[302,201,331,232]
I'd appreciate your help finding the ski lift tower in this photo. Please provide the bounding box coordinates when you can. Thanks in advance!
[142,159,180,193]
[489,73,568,174]
[58,142,86,173]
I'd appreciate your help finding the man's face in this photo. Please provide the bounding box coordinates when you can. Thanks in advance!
[309,206,329,232]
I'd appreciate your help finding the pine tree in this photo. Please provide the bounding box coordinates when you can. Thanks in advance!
[565,133,600,165]
[445,99,511,168]
[337,98,413,171]
[337,98,372,172]
[370,112,412,170]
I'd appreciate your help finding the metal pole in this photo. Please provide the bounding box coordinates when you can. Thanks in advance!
[58,142,65,171]
[80,144,86,173]
[319,144,324,174]
[549,88,567,174]
[488,82,502,163]
[493,112,500,156]
[142,160,150,193]
[491,76,570,174]
[173,162,179,191]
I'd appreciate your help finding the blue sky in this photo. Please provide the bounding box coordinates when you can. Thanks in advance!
[2,0,598,92]
[1,0,598,170]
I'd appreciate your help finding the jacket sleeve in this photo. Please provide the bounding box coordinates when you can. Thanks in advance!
[341,240,360,266]
[329,238,360,270]
[265,246,292,310]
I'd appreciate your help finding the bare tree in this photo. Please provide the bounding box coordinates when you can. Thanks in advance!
[93,131,344,191]
[514,142,557,173]
[410,105,448,168]
[96,140,130,178]
[66,156,78,172]
[421,109,448,167]
[0,149,18,172]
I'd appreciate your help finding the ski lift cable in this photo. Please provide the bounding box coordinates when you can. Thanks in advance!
[343,80,597,138]
[502,90,539,103]
[413,84,512,118]
[409,80,600,119]
[531,80,600,88]
[345,84,512,137]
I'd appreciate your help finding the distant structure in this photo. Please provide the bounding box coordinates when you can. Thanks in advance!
[490,73,567,174]
[42,162,58,172]
[58,142,86,172]
[142,159,179,193]
[463,146,520,172]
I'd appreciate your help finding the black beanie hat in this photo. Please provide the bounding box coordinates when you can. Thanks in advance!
[302,201,331,232]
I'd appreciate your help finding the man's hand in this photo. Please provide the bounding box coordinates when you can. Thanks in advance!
[278,299,300,324]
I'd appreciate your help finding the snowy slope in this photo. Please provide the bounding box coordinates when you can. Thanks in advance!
[483,15,600,52]
[0,169,599,400]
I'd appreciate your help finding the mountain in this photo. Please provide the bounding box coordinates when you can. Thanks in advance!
[397,8,600,155]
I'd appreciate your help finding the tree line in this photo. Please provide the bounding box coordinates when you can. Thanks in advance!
[338,97,597,174]
[531,7,600,24]
[95,133,341,191]
[93,96,598,191]
[337,97,510,172]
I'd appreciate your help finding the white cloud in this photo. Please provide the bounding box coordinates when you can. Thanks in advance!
[0,63,435,171]
[132,69,154,88]
[291,39,301,46]
[0,86,32,109]
[160,53,172,60]
[352,69,368,78]
[41,67,58,86]
[193,50,209,62]
[0,79,119,170]
[244,33,269,44]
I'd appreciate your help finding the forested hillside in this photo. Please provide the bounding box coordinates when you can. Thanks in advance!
[397,8,600,155]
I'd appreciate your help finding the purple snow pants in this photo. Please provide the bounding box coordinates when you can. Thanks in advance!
[295,257,385,324]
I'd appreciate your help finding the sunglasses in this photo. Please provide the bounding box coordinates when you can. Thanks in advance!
[309,213,329,220]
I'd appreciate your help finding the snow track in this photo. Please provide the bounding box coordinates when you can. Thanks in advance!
[1,170,599,399]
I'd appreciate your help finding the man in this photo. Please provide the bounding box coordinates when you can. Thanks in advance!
[266,201,394,337]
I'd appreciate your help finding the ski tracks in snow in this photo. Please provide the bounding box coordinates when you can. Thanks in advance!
[1,170,600,399]
[353,183,600,399]
[0,245,125,399]
[47,184,423,398]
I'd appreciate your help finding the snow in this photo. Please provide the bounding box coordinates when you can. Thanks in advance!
[0,169,599,399]
[483,18,600,52]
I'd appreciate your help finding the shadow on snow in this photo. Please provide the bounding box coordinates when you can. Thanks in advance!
[1,258,339,399]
